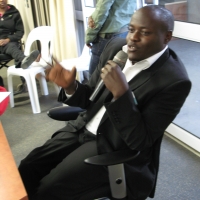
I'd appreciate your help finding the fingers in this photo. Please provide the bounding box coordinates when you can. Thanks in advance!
[0,40,4,46]
[102,60,121,76]
[52,57,65,71]
[47,56,77,88]
[101,61,112,74]
[86,43,92,48]
[44,68,51,81]
[88,16,95,28]
[40,57,52,67]
[52,56,60,64]
[101,66,107,76]
[71,66,77,78]
[0,39,9,46]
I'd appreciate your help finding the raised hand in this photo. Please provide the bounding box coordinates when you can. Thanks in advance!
[101,60,129,100]
[45,57,77,93]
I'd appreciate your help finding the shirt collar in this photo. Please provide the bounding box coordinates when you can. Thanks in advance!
[122,45,168,70]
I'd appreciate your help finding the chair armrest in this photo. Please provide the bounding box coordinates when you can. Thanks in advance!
[85,149,140,199]
[84,149,140,166]
[47,106,85,121]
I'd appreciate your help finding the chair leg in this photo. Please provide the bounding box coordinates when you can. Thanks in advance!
[20,76,26,84]
[53,83,60,95]
[7,74,14,108]
[29,72,41,113]
[7,72,40,114]
[37,72,48,96]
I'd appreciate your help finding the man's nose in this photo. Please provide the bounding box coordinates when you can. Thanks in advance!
[130,31,140,42]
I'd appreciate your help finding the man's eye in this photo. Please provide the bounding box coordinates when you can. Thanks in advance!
[141,31,150,36]
[128,27,134,33]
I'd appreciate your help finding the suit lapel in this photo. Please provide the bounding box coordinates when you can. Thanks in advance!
[98,49,170,126]
[84,88,112,123]
[129,49,170,91]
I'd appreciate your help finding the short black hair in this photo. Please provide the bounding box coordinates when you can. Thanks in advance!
[141,5,174,32]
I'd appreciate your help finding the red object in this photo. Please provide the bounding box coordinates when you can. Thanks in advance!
[0,86,9,116]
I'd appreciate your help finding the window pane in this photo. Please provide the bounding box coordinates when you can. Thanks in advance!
[168,38,200,138]
[159,0,200,24]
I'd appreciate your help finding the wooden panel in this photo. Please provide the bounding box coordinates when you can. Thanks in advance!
[0,122,28,200]
[165,1,187,21]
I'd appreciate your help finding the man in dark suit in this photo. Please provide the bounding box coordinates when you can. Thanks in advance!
[19,5,191,200]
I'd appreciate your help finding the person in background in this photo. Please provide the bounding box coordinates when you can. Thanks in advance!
[19,5,191,200]
[86,0,137,77]
[0,0,40,94]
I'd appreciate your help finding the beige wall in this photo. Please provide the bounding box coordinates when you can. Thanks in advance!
[8,0,78,61]
[8,0,34,43]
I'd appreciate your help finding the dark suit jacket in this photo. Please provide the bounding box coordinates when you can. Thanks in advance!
[57,37,191,199]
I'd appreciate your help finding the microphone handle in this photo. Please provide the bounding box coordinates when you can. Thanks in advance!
[89,80,104,101]
[89,50,128,102]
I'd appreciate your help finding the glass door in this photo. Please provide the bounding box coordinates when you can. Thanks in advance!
[137,0,200,153]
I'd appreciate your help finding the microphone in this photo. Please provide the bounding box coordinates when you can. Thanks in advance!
[89,50,128,101]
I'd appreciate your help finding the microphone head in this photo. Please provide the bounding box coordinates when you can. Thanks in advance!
[113,50,128,69]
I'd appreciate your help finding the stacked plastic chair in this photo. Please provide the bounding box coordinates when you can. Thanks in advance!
[7,26,55,114]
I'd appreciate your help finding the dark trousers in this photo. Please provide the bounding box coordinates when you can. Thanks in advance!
[0,42,26,83]
[0,42,25,68]
[18,128,110,200]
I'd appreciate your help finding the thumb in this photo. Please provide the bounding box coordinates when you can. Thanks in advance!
[45,67,51,81]
[71,66,77,79]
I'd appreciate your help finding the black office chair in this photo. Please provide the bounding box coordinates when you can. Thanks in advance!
[0,53,13,70]
[47,106,140,200]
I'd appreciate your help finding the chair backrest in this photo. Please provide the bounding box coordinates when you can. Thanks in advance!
[75,44,91,71]
[24,26,54,65]
[80,44,91,58]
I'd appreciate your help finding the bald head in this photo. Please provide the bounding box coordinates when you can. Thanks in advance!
[137,5,174,32]
[126,5,174,63]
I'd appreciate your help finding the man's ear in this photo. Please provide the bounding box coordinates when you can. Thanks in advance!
[164,31,173,44]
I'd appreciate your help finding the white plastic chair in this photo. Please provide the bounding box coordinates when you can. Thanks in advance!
[7,26,55,114]
[60,44,91,83]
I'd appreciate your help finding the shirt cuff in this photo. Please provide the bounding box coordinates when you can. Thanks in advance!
[64,82,78,98]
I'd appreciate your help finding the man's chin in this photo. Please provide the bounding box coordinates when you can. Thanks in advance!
[128,55,138,64]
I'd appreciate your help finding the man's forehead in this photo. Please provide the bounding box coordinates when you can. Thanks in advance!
[130,16,153,28]
[130,10,160,27]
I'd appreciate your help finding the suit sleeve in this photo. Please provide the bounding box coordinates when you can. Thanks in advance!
[104,79,191,151]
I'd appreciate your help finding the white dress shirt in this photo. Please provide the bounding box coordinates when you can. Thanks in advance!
[67,45,168,135]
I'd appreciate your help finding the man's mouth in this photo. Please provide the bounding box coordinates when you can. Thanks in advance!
[127,45,137,52]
